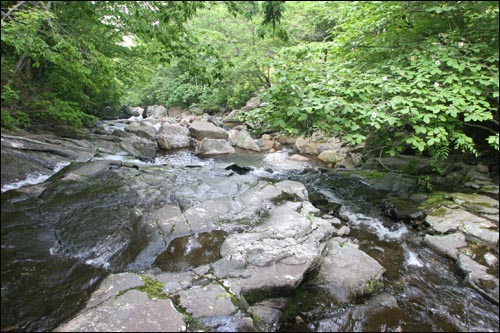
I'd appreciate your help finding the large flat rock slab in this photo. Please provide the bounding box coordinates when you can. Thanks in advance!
[212,201,335,300]
[426,207,498,244]
[423,233,467,260]
[85,273,145,309]
[1,134,96,162]
[177,283,237,318]
[54,290,185,332]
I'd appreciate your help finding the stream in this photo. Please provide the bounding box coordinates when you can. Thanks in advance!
[1,128,499,332]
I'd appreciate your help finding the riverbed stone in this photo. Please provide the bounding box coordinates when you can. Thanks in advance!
[249,298,288,332]
[463,221,499,244]
[295,136,318,154]
[423,233,467,260]
[228,129,260,152]
[453,193,499,215]
[147,204,191,237]
[426,207,498,244]
[177,283,237,318]
[1,148,64,187]
[149,271,194,294]
[125,124,157,141]
[117,137,157,160]
[318,150,341,165]
[289,154,309,161]
[213,201,335,302]
[1,133,96,162]
[61,160,118,181]
[195,138,235,155]
[457,254,499,305]
[85,273,145,309]
[316,293,403,332]
[312,238,386,304]
[54,289,186,332]
[183,197,232,232]
[189,120,228,140]
[157,124,191,150]
[146,105,169,119]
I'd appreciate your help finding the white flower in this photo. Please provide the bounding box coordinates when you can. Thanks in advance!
[435,60,441,66]
[458,42,464,47]
[371,112,377,119]
[382,76,388,81]
[434,82,440,87]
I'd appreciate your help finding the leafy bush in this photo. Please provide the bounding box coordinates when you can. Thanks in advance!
[244,1,499,167]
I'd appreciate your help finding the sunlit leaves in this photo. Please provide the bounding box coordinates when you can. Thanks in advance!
[244,1,499,158]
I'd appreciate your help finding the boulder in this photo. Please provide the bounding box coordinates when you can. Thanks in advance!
[195,138,235,155]
[212,201,335,301]
[120,139,157,160]
[276,134,296,145]
[317,137,343,154]
[295,136,318,154]
[222,110,244,127]
[1,134,95,162]
[259,134,281,151]
[249,298,288,332]
[189,120,228,140]
[288,154,309,161]
[337,153,363,169]
[318,150,341,164]
[242,96,261,111]
[145,105,169,119]
[157,124,191,150]
[124,124,157,141]
[312,238,386,304]
[228,129,260,152]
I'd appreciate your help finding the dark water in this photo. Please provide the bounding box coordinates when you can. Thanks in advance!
[1,149,498,332]
[154,230,226,272]
[278,170,499,332]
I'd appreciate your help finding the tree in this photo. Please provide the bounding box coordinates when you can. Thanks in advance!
[244,1,499,168]
[1,1,286,130]
[123,1,289,112]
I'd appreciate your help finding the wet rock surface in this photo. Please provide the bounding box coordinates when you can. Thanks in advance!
[311,238,386,304]
[55,289,186,332]
[1,113,499,332]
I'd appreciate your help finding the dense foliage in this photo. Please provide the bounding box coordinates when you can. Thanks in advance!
[123,2,288,112]
[1,1,498,165]
[244,1,499,164]
[1,1,278,129]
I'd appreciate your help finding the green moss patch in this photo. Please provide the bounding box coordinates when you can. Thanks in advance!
[419,192,454,210]
[138,275,168,299]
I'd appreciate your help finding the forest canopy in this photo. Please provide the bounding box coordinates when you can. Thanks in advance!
[1,1,498,164]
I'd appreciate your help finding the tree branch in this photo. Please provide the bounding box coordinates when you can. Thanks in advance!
[464,122,498,134]
[1,1,26,22]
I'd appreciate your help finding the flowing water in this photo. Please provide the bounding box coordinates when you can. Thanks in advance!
[1,142,498,331]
